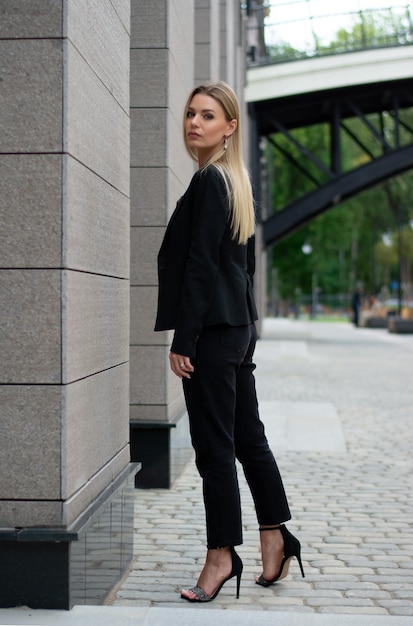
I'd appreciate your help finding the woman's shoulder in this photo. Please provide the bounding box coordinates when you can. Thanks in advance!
[194,164,227,193]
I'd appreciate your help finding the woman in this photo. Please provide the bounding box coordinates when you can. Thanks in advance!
[155,82,304,603]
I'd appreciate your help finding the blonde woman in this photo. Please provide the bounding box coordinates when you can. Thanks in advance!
[155,82,304,603]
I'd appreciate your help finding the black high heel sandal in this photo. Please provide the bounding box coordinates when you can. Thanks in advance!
[256,524,305,587]
[180,547,243,602]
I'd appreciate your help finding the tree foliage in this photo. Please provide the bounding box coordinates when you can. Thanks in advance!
[266,5,413,62]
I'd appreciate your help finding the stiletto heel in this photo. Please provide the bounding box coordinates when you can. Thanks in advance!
[180,547,243,602]
[256,524,305,587]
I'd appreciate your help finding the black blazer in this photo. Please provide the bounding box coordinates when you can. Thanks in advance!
[154,165,258,358]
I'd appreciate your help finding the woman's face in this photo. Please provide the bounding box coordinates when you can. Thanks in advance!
[185,94,237,165]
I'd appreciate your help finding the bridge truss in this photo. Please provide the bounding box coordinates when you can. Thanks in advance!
[249,77,413,248]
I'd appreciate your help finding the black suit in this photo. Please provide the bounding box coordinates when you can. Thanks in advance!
[154,165,290,549]
[154,165,257,357]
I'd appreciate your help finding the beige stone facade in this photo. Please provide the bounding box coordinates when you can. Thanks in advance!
[0,0,131,530]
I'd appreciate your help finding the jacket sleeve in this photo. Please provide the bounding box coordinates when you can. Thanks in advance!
[171,167,229,357]
[247,235,255,285]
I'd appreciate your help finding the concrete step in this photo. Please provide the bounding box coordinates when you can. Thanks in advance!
[0,606,412,626]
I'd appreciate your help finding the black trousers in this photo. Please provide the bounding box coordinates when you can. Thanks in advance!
[182,323,291,549]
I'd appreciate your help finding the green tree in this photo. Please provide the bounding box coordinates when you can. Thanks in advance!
[267,110,413,310]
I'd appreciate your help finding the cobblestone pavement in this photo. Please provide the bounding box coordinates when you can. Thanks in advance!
[112,319,413,617]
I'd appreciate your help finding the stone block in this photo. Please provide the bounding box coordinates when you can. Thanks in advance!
[0,376,131,527]
[109,0,131,33]
[209,1,220,80]
[65,41,129,195]
[168,51,194,130]
[130,403,168,422]
[0,500,63,529]
[130,286,160,345]
[130,392,186,422]
[130,49,168,108]
[130,336,185,421]
[66,0,129,112]
[221,4,236,85]
[0,0,63,38]
[0,270,61,384]
[167,109,191,180]
[167,365,186,419]
[64,452,133,528]
[0,385,61,501]
[63,364,129,501]
[169,1,194,81]
[64,155,129,278]
[62,271,129,383]
[168,164,195,215]
[0,154,62,268]
[130,345,167,405]
[0,39,63,153]
[131,0,167,48]
[168,2,195,136]
[130,226,164,286]
[130,167,167,226]
[195,7,210,43]
[195,43,211,82]
[130,109,167,168]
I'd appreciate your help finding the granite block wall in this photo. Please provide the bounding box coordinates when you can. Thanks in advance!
[0,0,254,606]
[130,0,195,427]
[0,0,131,529]
[129,0,250,453]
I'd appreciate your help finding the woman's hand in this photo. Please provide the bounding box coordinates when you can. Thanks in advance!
[169,352,194,379]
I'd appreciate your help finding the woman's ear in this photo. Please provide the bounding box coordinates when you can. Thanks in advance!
[227,118,237,136]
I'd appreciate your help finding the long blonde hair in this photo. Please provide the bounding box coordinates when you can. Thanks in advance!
[183,82,255,244]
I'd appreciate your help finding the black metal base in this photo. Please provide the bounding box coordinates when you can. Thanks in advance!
[130,413,193,488]
[364,316,388,328]
[0,463,140,610]
[389,316,413,333]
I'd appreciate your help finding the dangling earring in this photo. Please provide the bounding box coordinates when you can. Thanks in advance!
[224,136,228,151]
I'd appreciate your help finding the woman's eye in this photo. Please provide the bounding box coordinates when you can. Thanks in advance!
[187,111,194,118]
[204,114,213,120]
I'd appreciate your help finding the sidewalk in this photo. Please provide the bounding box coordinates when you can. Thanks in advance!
[1,319,412,625]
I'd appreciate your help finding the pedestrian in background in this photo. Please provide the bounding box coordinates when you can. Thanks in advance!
[352,284,364,326]
[155,82,304,603]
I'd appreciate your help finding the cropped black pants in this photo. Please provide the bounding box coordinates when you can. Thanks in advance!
[182,322,291,549]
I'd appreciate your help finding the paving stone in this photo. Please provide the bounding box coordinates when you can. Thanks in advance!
[389,607,413,616]
[306,598,375,607]
[110,320,413,617]
[317,606,389,614]
[345,590,392,599]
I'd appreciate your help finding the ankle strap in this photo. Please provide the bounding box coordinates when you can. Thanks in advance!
[258,525,281,531]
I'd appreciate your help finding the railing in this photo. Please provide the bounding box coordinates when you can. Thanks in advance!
[247,0,413,65]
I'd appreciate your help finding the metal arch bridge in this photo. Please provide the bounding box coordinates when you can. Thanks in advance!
[245,45,413,248]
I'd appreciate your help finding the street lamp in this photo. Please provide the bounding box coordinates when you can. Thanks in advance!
[301,243,318,319]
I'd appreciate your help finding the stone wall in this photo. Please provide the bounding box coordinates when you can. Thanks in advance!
[0,0,253,606]
[0,0,131,539]
[0,0,129,527]
[129,0,250,487]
